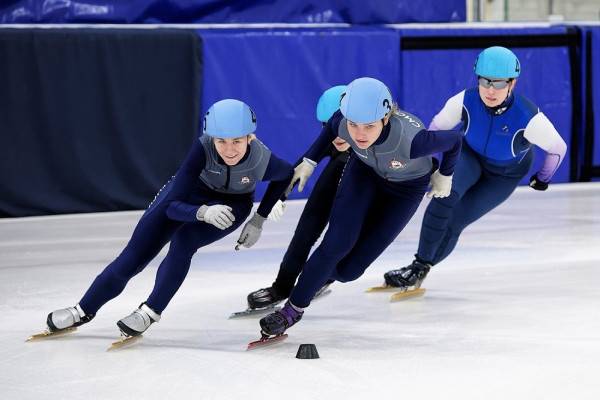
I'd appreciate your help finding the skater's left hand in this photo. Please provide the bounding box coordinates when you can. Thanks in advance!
[236,213,266,249]
[427,170,452,198]
[529,173,549,191]
[267,200,286,222]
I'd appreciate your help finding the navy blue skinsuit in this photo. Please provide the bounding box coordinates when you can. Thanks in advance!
[288,110,463,308]
[79,136,293,315]
[416,89,538,266]
[271,146,349,297]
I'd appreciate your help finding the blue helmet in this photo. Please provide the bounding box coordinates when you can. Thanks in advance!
[203,99,257,138]
[340,77,393,124]
[316,85,347,123]
[474,46,521,79]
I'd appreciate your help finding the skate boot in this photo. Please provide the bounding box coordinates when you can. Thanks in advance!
[259,301,303,336]
[46,304,94,332]
[247,286,287,310]
[116,303,160,337]
[384,260,431,290]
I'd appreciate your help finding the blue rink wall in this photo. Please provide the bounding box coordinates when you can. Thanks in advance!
[0,23,599,216]
[199,25,591,199]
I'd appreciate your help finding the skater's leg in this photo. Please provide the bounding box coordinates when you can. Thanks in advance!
[145,199,252,313]
[288,157,376,308]
[333,189,425,283]
[416,144,482,264]
[431,171,525,264]
[272,154,347,295]
[79,203,181,315]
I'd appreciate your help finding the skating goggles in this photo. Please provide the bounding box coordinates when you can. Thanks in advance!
[478,76,512,89]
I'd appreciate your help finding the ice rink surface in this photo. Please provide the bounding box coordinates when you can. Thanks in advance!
[1,183,599,400]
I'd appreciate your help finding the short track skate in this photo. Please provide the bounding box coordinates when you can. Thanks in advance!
[107,334,143,351]
[229,304,282,319]
[26,327,78,342]
[366,284,426,301]
[247,332,288,350]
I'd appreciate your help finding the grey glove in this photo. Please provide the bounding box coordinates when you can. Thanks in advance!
[288,157,316,193]
[236,212,266,249]
[196,204,235,230]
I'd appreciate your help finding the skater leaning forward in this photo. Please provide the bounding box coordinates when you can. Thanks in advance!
[383,46,567,291]
[259,77,463,337]
[246,85,350,312]
[43,99,293,339]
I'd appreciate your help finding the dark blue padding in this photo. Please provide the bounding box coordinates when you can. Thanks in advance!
[0,29,201,217]
[198,28,401,200]
[0,1,465,24]
[589,27,600,172]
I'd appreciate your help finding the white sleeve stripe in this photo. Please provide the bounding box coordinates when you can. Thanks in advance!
[523,112,564,151]
[429,90,465,131]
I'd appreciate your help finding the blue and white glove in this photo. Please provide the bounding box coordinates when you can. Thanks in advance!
[427,170,453,198]
[196,204,235,230]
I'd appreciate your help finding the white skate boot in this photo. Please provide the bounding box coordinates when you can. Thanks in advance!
[47,304,93,332]
[116,303,161,338]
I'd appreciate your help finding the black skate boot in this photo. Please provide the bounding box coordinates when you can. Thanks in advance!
[46,304,95,332]
[384,260,431,290]
[259,301,304,336]
[247,286,287,310]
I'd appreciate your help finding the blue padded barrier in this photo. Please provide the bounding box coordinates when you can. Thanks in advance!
[198,28,401,200]
[0,1,465,24]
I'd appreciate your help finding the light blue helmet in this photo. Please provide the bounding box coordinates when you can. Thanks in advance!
[474,46,521,79]
[316,85,347,123]
[202,99,257,138]
[339,77,393,124]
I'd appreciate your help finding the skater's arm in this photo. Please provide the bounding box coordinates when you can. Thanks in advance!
[301,111,343,165]
[256,154,294,218]
[409,129,463,176]
[428,91,465,131]
[523,112,567,183]
[166,139,207,201]
[165,201,202,222]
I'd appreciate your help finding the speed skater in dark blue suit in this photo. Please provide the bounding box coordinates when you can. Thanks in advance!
[246,85,351,310]
[258,77,463,337]
[43,99,293,338]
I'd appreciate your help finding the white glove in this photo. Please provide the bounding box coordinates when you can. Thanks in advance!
[288,157,316,193]
[196,204,235,230]
[427,170,453,198]
[267,200,286,222]
[236,213,266,249]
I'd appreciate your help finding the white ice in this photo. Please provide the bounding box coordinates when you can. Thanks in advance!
[1,183,599,400]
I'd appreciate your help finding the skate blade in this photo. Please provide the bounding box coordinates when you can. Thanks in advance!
[247,333,288,350]
[26,327,77,342]
[229,304,281,319]
[365,285,398,293]
[313,289,332,301]
[107,335,142,351]
[390,288,426,302]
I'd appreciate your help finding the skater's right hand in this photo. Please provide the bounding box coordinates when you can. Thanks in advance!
[426,170,452,198]
[288,157,316,193]
[267,200,286,222]
[196,204,235,230]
